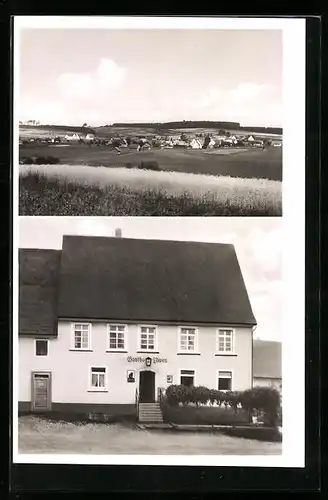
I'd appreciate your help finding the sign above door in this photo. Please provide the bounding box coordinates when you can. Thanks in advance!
[127,356,168,363]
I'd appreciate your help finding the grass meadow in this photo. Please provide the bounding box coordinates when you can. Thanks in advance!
[19,143,282,181]
[19,165,282,216]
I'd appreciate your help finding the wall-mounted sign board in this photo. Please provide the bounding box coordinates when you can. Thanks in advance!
[127,370,135,382]
[127,356,168,363]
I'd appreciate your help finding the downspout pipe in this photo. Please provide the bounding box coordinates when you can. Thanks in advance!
[251,324,258,388]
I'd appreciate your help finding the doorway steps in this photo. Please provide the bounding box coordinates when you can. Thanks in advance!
[138,402,163,423]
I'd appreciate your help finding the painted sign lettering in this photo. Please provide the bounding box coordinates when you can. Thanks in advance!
[127,356,168,363]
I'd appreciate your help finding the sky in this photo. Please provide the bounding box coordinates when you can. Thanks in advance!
[18,29,282,127]
[18,217,282,342]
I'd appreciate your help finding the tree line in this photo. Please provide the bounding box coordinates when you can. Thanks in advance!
[111,121,282,135]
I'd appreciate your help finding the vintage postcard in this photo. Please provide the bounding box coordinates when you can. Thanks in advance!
[12,16,306,470]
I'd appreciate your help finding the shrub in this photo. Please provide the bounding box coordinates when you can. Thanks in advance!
[163,405,249,426]
[138,161,160,171]
[224,391,241,412]
[165,385,242,408]
[209,389,219,405]
[46,156,60,164]
[30,156,60,165]
[240,387,281,427]
[21,157,34,164]
[163,385,280,427]
[165,385,188,406]
[34,156,48,164]
[191,386,211,406]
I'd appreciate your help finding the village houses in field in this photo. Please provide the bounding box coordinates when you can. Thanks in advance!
[18,231,258,422]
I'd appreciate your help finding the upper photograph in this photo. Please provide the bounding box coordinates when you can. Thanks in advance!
[16,19,283,216]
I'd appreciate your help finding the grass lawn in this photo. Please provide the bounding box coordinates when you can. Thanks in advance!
[18,416,282,455]
[19,167,282,216]
[19,143,282,181]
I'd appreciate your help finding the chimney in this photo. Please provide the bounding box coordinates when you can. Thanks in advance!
[115,228,122,238]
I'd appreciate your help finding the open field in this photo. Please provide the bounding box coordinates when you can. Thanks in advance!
[19,166,282,216]
[20,125,160,139]
[18,416,282,455]
[19,143,282,181]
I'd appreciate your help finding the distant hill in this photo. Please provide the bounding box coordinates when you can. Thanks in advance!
[20,122,282,140]
[35,124,96,135]
[110,121,283,135]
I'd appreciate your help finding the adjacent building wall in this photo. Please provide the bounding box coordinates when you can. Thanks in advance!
[253,377,282,392]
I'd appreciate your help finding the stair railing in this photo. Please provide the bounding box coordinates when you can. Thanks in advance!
[135,388,139,418]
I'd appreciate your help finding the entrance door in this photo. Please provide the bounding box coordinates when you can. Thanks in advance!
[31,372,52,411]
[139,370,155,403]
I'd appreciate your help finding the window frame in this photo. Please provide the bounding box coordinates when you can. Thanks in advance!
[217,369,233,392]
[106,323,128,352]
[215,328,236,355]
[70,322,92,351]
[35,338,49,356]
[177,326,199,354]
[137,324,159,353]
[88,365,108,392]
[179,368,196,387]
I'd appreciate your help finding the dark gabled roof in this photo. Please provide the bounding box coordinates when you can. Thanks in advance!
[57,235,257,325]
[19,249,61,336]
[253,340,282,379]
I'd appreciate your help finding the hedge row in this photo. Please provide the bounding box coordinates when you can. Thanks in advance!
[163,385,281,427]
[162,405,250,426]
[20,156,60,165]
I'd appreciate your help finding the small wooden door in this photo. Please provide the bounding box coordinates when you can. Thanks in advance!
[31,372,52,411]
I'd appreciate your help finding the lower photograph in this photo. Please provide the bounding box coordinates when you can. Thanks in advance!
[15,216,283,463]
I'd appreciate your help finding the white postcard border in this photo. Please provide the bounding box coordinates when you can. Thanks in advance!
[12,16,306,468]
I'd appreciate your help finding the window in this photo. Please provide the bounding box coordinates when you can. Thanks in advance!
[218,371,232,391]
[108,324,126,350]
[35,339,48,356]
[90,367,107,391]
[216,329,234,353]
[72,323,91,350]
[180,369,195,387]
[139,326,156,351]
[179,327,197,352]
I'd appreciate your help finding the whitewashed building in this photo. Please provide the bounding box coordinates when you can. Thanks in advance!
[85,133,95,141]
[189,138,202,149]
[19,233,257,420]
[64,133,80,142]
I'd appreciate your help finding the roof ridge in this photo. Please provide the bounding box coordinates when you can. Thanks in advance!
[61,234,236,247]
